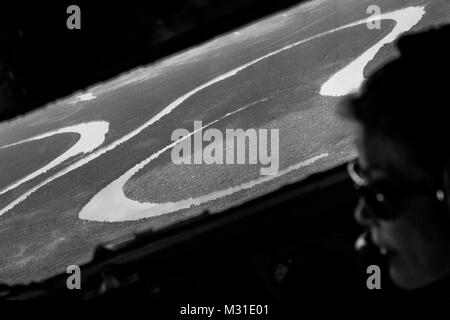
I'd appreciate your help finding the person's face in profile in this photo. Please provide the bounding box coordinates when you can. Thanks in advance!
[353,129,450,289]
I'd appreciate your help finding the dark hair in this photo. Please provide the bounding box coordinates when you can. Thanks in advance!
[342,24,450,173]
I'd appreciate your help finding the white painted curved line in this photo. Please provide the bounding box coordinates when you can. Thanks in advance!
[0,122,109,216]
[0,6,425,219]
[79,105,326,221]
[82,151,328,222]
[79,6,425,222]
[0,122,109,196]
[320,6,425,96]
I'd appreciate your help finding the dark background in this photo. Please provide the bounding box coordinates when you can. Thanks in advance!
[0,0,308,121]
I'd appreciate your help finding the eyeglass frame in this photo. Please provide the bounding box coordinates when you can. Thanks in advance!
[347,159,447,220]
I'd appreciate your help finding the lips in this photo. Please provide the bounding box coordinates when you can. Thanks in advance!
[356,230,395,261]
[379,246,389,256]
[355,232,368,252]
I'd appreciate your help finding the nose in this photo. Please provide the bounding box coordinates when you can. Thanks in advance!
[354,198,378,227]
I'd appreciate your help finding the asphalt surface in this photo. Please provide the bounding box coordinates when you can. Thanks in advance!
[0,0,449,284]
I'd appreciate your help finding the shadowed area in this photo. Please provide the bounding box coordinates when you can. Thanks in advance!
[0,0,449,284]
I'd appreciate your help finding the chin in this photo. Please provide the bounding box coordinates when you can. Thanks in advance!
[389,256,434,290]
[390,266,422,289]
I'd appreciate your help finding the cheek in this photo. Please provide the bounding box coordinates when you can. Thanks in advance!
[384,199,440,249]
[381,219,423,260]
[380,202,450,288]
[381,221,434,288]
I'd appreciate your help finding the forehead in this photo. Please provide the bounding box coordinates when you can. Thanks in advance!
[356,128,428,184]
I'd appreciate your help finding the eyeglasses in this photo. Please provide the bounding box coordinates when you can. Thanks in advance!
[347,160,446,220]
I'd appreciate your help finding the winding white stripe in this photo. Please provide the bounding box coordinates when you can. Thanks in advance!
[320,6,425,96]
[82,151,329,222]
[0,122,109,196]
[79,6,425,221]
[0,6,425,220]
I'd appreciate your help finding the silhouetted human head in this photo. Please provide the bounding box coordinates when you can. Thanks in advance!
[343,24,450,289]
